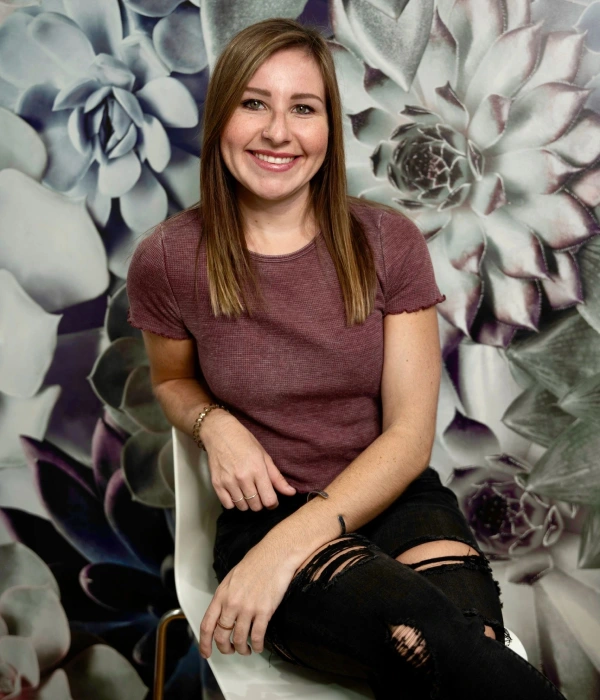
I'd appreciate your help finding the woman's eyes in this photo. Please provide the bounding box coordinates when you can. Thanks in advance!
[241,99,314,114]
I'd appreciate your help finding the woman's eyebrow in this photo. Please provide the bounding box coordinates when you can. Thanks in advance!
[244,86,324,104]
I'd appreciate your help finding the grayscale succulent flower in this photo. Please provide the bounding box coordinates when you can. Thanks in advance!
[333,0,600,347]
[0,0,202,246]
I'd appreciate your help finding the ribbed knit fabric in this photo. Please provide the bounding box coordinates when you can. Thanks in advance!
[126,202,445,493]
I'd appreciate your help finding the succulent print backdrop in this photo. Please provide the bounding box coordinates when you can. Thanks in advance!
[0,0,599,697]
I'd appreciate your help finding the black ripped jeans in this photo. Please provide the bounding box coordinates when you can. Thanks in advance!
[212,467,566,700]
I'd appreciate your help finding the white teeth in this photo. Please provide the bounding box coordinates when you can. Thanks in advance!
[254,152,296,164]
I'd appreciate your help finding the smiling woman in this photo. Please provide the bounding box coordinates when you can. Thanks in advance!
[126,17,567,700]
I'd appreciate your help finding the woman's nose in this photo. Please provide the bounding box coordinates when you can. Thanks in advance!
[262,111,291,143]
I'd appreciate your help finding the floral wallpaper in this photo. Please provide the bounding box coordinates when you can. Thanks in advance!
[0,0,599,698]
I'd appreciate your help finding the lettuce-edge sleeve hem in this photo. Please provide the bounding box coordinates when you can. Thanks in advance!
[384,293,447,316]
[126,309,191,340]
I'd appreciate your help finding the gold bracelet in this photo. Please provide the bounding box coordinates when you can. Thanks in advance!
[192,404,228,450]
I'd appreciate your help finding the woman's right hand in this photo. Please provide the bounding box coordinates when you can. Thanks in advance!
[200,410,297,511]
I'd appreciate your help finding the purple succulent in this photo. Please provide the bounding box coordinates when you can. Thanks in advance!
[449,454,576,559]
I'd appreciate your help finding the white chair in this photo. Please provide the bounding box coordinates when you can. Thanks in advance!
[155,427,527,699]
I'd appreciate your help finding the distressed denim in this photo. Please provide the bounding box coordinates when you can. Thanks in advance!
[212,467,566,700]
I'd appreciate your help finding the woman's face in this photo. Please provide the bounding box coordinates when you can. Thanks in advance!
[220,47,329,207]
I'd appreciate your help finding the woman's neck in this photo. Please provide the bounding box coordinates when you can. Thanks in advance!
[237,186,318,252]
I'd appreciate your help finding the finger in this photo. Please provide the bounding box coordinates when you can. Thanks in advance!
[213,608,236,655]
[227,485,249,511]
[238,477,262,511]
[215,483,247,511]
[231,613,253,656]
[250,613,270,654]
[255,468,279,509]
[199,597,224,658]
[266,459,297,495]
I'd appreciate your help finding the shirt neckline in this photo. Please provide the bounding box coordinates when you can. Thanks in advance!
[248,230,322,262]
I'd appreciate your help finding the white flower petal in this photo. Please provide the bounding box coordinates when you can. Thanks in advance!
[120,164,167,232]
[506,192,599,249]
[410,207,451,236]
[572,167,600,208]
[0,108,47,180]
[155,145,198,208]
[153,5,207,74]
[362,65,413,118]
[64,645,146,700]
[435,82,468,134]
[135,76,198,128]
[29,12,95,76]
[504,0,530,30]
[464,23,542,116]
[0,636,39,689]
[120,33,170,86]
[0,169,109,311]
[482,209,548,279]
[443,0,504,93]
[62,0,123,57]
[482,258,541,330]
[523,30,585,94]
[33,669,73,700]
[552,109,600,167]
[578,235,600,335]
[201,0,308,68]
[356,182,397,204]
[0,12,66,89]
[347,162,377,196]
[98,149,141,197]
[107,121,137,159]
[0,542,59,598]
[53,77,101,111]
[344,0,435,92]
[0,587,70,671]
[0,271,60,399]
[428,217,483,335]
[349,107,398,147]
[542,250,583,309]
[123,0,185,18]
[329,41,373,111]
[331,0,366,61]
[112,87,144,127]
[468,94,512,151]
[88,54,135,91]
[413,10,456,110]
[490,148,579,195]
[492,82,591,154]
[470,172,506,217]
[0,387,61,468]
[140,113,170,172]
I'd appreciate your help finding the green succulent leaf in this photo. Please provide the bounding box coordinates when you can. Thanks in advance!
[106,284,141,343]
[89,337,147,409]
[525,419,600,506]
[502,385,576,447]
[122,430,174,508]
[121,365,170,433]
[578,506,600,569]
[506,310,600,399]
[104,406,142,436]
[558,372,600,421]
[578,235,600,335]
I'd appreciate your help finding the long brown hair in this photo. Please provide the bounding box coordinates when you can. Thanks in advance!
[199,17,378,325]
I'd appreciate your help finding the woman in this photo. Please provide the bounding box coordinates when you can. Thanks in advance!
[127,18,566,700]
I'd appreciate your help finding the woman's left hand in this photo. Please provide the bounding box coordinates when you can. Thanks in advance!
[199,538,299,658]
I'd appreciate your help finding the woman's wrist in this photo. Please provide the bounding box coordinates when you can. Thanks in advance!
[194,405,231,446]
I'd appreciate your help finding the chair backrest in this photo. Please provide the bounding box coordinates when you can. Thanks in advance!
[172,427,375,698]
[172,428,527,697]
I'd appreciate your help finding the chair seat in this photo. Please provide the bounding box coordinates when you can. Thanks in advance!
[172,428,526,699]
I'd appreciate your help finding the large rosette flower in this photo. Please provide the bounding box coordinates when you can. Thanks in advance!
[0,0,202,255]
[332,0,600,347]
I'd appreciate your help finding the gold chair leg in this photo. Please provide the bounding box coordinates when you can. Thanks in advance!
[154,608,187,700]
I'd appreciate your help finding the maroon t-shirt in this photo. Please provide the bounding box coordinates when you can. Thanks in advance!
[127,203,445,493]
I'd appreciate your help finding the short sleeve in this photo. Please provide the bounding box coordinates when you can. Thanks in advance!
[126,224,191,340]
[380,211,446,315]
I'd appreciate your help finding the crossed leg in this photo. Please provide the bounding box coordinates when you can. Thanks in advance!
[395,539,498,640]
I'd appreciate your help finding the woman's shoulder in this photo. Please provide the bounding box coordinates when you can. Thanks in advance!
[349,198,420,247]
[159,205,202,251]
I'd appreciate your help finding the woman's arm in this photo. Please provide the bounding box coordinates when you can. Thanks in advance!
[260,305,442,570]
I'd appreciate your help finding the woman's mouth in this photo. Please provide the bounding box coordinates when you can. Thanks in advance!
[248,151,300,171]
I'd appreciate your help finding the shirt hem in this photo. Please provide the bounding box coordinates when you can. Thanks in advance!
[385,294,446,316]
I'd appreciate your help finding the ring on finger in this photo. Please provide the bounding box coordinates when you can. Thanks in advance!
[216,619,235,630]
[231,496,245,503]
[243,493,257,500]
